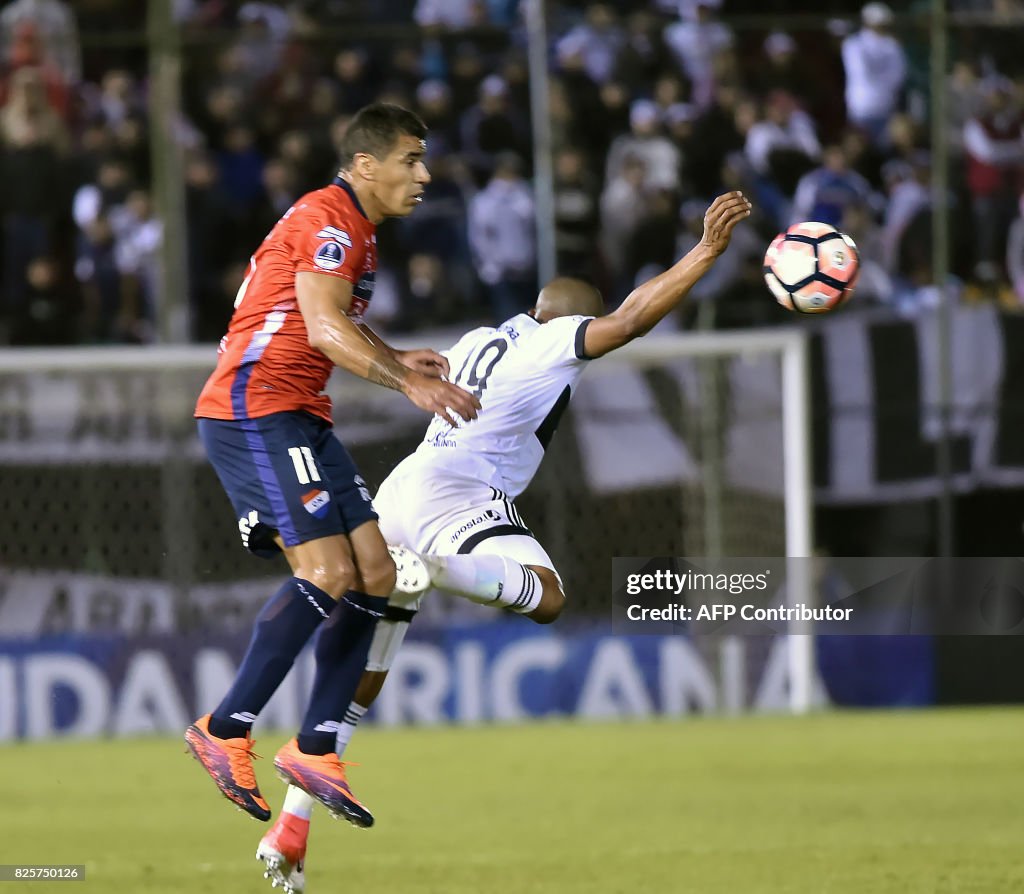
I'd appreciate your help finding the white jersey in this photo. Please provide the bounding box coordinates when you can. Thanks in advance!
[414,313,593,499]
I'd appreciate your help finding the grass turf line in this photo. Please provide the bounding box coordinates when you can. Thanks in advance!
[2,708,1022,893]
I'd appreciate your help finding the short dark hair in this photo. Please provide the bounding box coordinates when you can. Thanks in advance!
[338,103,428,169]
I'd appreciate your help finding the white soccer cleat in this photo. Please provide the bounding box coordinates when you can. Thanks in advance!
[256,819,307,894]
[388,545,433,597]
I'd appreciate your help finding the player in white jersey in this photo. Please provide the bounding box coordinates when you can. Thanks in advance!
[371,306,596,615]
[255,191,751,893]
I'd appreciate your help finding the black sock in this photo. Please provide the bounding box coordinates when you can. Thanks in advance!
[209,578,335,740]
[297,591,387,755]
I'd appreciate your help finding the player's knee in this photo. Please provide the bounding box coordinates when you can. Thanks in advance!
[528,578,565,625]
[360,553,397,599]
[299,563,356,599]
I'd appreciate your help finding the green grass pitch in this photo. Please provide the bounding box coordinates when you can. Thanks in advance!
[3,708,1023,893]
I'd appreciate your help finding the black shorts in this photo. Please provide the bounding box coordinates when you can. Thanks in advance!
[198,411,378,557]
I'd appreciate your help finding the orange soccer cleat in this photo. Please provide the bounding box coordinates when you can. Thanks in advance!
[256,813,309,894]
[273,738,374,828]
[184,714,271,822]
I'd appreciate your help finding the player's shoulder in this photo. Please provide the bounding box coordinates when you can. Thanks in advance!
[522,314,595,363]
[291,184,366,229]
[277,186,367,265]
[540,314,593,332]
[528,314,593,343]
[446,324,499,354]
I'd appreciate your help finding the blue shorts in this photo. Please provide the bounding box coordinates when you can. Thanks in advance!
[198,411,377,558]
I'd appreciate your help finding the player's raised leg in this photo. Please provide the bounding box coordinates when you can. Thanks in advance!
[261,545,564,863]
[389,539,566,623]
[261,535,565,864]
[186,413,375,821]
[273,519,393,827]
[260,588,422,879]
[185,532,359,821]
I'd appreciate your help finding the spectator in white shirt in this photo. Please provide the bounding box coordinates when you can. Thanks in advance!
[236,3,292,84]
[556,3,624,86]
[113,189,162,342]
[745,90,821,192]
[605,99,680,192]
[881,154,930,276]
[415,0,489,29]
[841,3,907,146]
[600,153,649,298]
[663,0,733,110]
[468,153,537,322]
[963,77,1024,281]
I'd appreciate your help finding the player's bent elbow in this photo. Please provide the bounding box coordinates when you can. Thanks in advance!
[306,328,332,354]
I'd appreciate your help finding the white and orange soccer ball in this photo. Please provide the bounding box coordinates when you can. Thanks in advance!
[763,222,860,313]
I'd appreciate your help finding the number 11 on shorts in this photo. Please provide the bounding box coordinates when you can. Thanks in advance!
[288,446,321,484]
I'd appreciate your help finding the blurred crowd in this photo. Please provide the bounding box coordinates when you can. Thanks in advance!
[2,0,1024,344]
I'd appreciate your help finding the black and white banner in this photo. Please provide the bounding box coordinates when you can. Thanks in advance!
[810,307,1024,503]
[575,305,1024,504]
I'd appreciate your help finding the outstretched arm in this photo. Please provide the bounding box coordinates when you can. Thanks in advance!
[583,191,751,359]
[296,271,478,425]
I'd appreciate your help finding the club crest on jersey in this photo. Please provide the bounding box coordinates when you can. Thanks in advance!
[302,489,331,518]
[314,241,346,270]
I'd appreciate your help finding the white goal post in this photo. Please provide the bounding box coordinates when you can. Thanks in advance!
[0,326,815,714]
[599,326,815,714]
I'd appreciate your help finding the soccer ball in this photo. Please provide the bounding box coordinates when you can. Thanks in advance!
[763,222,860,313]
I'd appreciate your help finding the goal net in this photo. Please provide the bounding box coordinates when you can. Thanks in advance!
[0,328,814,712]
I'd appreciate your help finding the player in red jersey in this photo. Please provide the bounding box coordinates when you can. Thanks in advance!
[185,104,481,826]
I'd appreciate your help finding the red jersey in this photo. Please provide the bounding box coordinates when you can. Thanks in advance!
[195,178,378,423]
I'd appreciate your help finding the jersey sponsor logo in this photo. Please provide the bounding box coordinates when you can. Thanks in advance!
[498,321,521,341]
[302,489,331,518]
[315,226,353,247]
[449,508,502,544]
[314,241,346,270]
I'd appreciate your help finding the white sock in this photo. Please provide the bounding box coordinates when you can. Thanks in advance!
[335,701,367,757]
[426,554,543,614]
[283,784,315,820]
